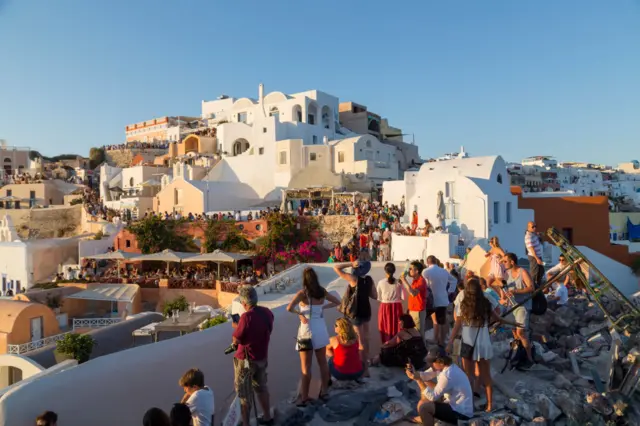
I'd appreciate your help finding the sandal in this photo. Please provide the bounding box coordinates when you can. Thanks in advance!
[405,415,422,424]
[319,392,330,402]
[296,398,312,407]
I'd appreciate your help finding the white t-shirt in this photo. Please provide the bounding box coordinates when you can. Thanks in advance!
[552,283,569,305]
[421,365,473,418]
[372,231,381,241]
[376,279,404,303]
[187,387,215,426]
[422,265,457,308]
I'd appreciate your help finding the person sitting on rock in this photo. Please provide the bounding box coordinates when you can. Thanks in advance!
[405,348,473,425]
[372,314,427,370]
[326,318,364,382]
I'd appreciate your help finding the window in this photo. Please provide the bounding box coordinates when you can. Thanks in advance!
[444,182,455,198]
[506,202,512,223]
[497,173,503,184]
[562,228,573,244]
[310,153,317,161]
[238,112,247,123]
[15,201,20,209]
[312,135,318,144]
[493,201,500,224]
[29,191,35,199]
[6,190,11,197]
[338,152,345,163]
[126,240,131,248]
[263,127,267,133]
[259,148,264,155]
[307,114,315,125]
[296,110,302,122]
[129,177,134,187]
[365,140,372,148]
[279,151,287,165]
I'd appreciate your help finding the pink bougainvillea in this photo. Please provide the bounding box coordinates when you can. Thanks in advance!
[275,241,321,264]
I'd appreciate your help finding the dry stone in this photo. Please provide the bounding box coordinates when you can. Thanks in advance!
[506,398,536,421]
[535,394,562,422]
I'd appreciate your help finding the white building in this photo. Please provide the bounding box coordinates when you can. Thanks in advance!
[383,155,534,258]
[521,156,558,169]
[437,146,469,161]
[100,164,171,217]
[198,84,399,201]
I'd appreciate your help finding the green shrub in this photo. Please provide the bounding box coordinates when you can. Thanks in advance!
[201,315,228,329]
[32,282,59,290]
[162,295,189,317]
[55,333,96,364]
[69,198,83,206]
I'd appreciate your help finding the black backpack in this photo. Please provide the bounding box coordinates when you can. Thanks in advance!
[530,282,548,315]
[501,339,536,372]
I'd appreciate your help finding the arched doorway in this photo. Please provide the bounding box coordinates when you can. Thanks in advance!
[321,106,331,129]
[3,158,12,176]
[233,139,250,156]
[307,103,318,125]
[292,105,302,122]
[183,135,199,154]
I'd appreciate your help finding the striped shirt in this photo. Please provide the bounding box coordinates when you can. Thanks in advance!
[524,231,543,259]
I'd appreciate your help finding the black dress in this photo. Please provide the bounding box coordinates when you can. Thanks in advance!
[379,335,427,370]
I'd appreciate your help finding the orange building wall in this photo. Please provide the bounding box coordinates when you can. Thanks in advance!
[513,189,638,266]
[5,304,61,346]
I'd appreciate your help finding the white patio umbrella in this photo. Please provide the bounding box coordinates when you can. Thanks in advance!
[131,249,197,273]
[84,250,138,278]
[436,190,446,227]
[183,249,251,278]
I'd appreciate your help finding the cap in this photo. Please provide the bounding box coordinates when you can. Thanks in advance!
[352,261,371,277]
[425,346,447,363]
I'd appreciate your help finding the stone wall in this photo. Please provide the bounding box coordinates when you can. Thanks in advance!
[314,215,358,249]
[105,150,134,168]
[0,205,83,239]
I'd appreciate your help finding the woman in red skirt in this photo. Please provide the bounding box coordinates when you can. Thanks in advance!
[376,263,404,343]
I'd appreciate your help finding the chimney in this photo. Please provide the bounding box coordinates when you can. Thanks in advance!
[258,83,264,104]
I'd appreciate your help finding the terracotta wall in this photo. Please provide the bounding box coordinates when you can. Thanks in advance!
[140,288,220,311]
[113,229,141,253]
[514,190,639,266]
[5,304,61,346]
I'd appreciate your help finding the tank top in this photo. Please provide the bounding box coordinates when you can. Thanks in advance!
[506,268,532,310]
[333,341,361,374]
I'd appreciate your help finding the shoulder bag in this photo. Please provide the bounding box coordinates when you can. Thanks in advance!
[338,280,359,319]
[296,293,313,352]
[460,322,481,360]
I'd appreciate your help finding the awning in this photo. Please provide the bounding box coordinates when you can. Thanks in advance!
[65,284,139,303]
[182,249,251,263]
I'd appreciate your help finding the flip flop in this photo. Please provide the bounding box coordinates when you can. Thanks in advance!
[405,415,422,424]
[319,392,330,402]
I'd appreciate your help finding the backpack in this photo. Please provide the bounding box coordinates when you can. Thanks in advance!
[339,281,359,319]
[501,339,536,373]
[530,282,548,316]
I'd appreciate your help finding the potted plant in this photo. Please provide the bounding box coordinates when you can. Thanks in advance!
[161,295,189,317]
[55,333,96,364]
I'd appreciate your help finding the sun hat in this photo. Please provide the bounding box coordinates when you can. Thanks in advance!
[352,260,371,277]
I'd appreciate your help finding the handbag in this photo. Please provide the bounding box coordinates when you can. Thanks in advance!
[296,293,313,352]
[460,323,481,360]
[338,281,359,319]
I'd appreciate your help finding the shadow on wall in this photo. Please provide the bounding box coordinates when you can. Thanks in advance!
[0,274,384,426]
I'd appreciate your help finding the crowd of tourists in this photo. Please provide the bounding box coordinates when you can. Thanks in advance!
[103,141,170,151]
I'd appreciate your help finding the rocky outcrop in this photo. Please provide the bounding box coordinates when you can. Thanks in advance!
[314,215,358,250]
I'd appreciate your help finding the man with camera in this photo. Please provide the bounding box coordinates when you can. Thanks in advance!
[231,285,275,426]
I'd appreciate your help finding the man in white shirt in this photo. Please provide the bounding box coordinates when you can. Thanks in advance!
[372,227,381,242]
[179,368,215,426]
[546,254,569,282]
[547,282,569,307]
[405,348,473,425]
[422,256,458,346]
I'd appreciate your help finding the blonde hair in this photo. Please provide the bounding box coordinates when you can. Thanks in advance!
[490,236,501,248]
[335,318,357,343]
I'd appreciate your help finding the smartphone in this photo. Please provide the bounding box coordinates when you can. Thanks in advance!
[231,314,240,324]
[406,358,415,373]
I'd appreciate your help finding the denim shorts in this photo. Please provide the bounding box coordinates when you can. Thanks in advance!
[328,357,364,381]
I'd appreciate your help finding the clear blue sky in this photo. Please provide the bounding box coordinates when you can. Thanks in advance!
[1,0,639,164]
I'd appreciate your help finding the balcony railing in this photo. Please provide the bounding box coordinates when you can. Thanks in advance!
[72,317,122,330]
[7,332,71,355]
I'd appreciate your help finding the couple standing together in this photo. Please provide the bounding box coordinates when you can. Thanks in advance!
[286,261,375,406]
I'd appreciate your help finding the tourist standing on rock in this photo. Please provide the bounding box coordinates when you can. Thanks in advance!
[400,261,427,342]
[232,286,275,426]
[503,253,535,367]
[333,260,377,377]
[423,256,458,347]
[448,278,520,413]
[286,267,341,406]
[376,263,404,343]
[524,221,544,286]
[485,236,506,291]
[405,348,473,425]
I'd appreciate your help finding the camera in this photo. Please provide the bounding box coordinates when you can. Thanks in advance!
[224,342,238,355]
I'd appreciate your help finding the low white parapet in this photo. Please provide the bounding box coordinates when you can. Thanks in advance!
[7,332,71,355]
[72,317,122,330]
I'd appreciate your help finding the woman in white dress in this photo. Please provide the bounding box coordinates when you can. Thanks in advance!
[447,277,518,412]
[287,267,341,406]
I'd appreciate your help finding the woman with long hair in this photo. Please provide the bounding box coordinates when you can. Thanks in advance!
[287,267,341,406]
[484,236,506,290]
[447,278,518,412]
[376,263,404,343]
[326,318,364,381]
[374,314,427,369]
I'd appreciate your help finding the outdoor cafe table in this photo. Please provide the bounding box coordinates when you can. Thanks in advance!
[153,311,210,342]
